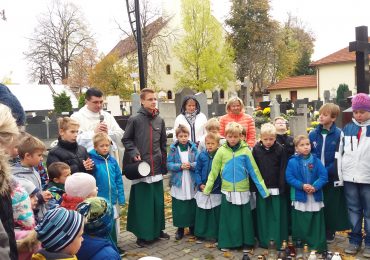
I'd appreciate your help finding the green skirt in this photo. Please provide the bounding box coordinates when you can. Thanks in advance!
[256,194,288,249]
[172,197,196,227]
[218,195,255,249]
[292,208,327,252]
[127,180,165,241]
[323,184,350,232]
[194,205,220,239]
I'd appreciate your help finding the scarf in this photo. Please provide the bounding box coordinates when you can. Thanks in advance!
[184,110,197,126]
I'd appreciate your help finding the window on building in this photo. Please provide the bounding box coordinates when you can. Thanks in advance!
[166,64,171,75]
[220,89,225,99]
[167,90,173,99]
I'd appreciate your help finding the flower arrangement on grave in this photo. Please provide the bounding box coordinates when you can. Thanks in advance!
[253,107,270,128]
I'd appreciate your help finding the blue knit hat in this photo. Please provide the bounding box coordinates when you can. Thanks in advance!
[76,197,113,237]
[35,207,83,251]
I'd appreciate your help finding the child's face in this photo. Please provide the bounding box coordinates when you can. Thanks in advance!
[205,137,218,153]
[261,134,276,149]
[5,138,19,158]
[24,150,43,167]
[59,125,79,143]
[177,132,189,145]
[54,169,71,184]
[95,140,110,156]
[30,194,38,210]
[207,128,219,135]
[274,119,287,132]
[240,134,246,141]
[226,132,240,147]
[353,110,370,124]
[61,223,84,255]
[319,112,335,126]
[295,138,311,156]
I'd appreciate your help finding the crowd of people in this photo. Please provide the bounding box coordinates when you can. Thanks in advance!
[0,85,369,259]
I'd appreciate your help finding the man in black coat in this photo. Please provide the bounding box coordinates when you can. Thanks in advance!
[122,88,169,247]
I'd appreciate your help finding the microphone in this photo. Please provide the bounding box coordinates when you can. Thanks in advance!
[99,114,104,123]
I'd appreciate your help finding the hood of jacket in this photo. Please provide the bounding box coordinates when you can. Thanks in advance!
[352,117,370,127]
[89,149,110,162]
[77,235,117,259]
[0,150,11,195]
[138,106,160,118]
[180,96,201,115]
[32,249,77,260]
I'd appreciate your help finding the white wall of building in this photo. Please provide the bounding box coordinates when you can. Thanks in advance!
[269,88,318,101]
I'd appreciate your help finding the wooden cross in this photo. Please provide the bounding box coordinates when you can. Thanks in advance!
[349,26,370,94]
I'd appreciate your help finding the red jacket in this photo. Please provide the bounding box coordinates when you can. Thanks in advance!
[219,112,256,147]
[60,194,84,210]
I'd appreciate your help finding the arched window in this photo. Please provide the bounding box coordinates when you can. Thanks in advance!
[220,89,225,99]
[166,64,171,75]
[167,90,173,99]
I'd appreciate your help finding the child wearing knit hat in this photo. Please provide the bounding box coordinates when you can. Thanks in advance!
[32,207,84,260]
[338,93,370,257]
[76,197,121,260]
[60,172,98,210]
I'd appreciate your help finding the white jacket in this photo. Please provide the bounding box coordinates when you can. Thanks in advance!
[71,106,124,160]
[337,118,370,184]
[173,113,207,143]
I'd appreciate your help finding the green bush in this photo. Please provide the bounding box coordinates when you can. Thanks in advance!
[336,83,349,103]
[78,93,86,109]
[53,91,72,114]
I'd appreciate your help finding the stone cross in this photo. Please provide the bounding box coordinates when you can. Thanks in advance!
[349,26,370,94]
[42,116,51,139]
[270,98,280,121]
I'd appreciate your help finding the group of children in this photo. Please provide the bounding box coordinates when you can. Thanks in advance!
[167,93,370,258]
[7,116,125,259]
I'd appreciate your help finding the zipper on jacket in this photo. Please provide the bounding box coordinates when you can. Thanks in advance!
[233,152,235,192]
[149,122,154,176]
[101,155,112,205]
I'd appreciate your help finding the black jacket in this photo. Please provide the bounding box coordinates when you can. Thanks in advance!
[276,133,295,159]
[252,141,287,193]
[122,107,167,176]
[46,138,90,174]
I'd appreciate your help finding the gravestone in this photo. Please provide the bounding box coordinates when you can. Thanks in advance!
[349,26,370,94]
[294,99,309,115]
[175,88,195,115]
[270,98,280,121]
[195,92,208,118]
[323,90,331,103]
[276,94,282,104]
[310,100,323,111]
[106,96,122,116]
[131,93,141,115]
[289,116,307,136]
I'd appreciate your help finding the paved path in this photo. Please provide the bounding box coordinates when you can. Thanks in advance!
[118,227,364,260]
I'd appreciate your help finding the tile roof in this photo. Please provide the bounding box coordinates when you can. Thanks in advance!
[310,37,370,66]
[268,75,317,90]
[108,17,169,58]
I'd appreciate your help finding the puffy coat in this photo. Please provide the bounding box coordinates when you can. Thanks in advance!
[122,107,167,176]
[194,150,221,194]
[309,123,341,182]
[76,235,120,260]
[203,142,269,197]
[167,141,198,188]
[89,149,125,205]
[46,138,90,174]
[285,154,328,202]
[219,112,256,147]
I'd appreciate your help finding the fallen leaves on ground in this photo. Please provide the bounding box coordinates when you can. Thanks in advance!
[203,254,215,260]
[187,236,196,242]
[183,248,191,253]
[204,243,216,248]
[223,251,233,258]
[125,252,148,257]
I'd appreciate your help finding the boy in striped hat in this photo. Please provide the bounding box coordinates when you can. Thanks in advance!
[31,207,84,260]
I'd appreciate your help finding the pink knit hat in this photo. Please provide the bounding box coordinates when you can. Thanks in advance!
[352,93,370,112]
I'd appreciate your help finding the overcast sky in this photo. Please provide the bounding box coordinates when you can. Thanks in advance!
[1,0,370,84]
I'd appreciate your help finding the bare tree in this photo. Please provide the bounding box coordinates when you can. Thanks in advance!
[115,0,177,87]
[25,0,95,84]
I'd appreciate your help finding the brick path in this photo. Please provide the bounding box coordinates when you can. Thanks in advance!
[118,226,365,260]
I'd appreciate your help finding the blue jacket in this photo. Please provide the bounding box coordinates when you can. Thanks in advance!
[285,154,328,202]
[309,123,341,182]
[89,150,125,205]
[76,235,120,260]
[167,141,198,188]
[194,150,221,194]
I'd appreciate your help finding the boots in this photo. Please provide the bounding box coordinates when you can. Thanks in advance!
[175,228,184,240]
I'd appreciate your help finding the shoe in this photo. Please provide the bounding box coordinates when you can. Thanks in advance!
[243,246,253,253]
[363,247,370,258]
[159,230,170,240]
[326,231,335,243]
[242,254,251,260]
[175,228,184,240]
[136,238,147,248]
[117,247,126,257]
[345,244,361,255]
[195,237,204,244]
[220,248,229,252]
[189,226,195,236]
